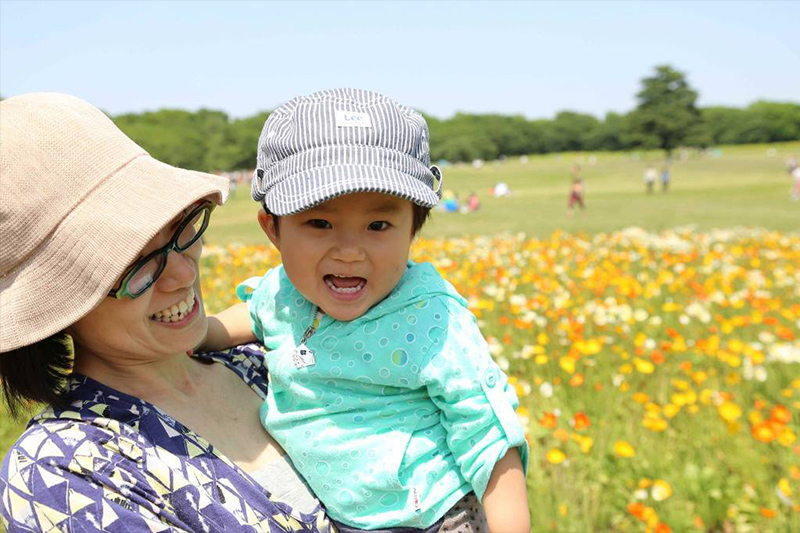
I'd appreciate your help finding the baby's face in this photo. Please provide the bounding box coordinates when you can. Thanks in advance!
[263,192,415,321]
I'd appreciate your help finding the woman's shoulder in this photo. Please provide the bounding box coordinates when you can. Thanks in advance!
[0,412,154,527]
[2,414,122,477]
[2,388,156,479]
[3,416,76,468]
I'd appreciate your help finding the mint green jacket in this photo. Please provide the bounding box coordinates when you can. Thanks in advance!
[238,262,528,529]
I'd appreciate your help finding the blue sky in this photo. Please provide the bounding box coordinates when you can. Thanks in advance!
[1,1,798,120]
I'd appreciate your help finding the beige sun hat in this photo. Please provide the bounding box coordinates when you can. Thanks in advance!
[0,93,229,352]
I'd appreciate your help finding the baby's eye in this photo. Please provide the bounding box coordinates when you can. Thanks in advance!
[368,221,391,231]
[308,219,332,229]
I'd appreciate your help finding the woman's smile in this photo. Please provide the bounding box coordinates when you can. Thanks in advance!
[150,287,199,324]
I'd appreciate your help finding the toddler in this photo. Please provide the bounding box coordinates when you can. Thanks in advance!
[206,88,529,532]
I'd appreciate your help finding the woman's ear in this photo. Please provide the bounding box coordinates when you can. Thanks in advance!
[257,209,280,248]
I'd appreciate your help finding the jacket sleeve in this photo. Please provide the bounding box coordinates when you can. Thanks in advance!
[236,273,270,344]
[416,300,529,502]
[0,422,191,532]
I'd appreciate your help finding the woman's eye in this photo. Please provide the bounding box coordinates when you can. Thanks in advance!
[368,221,391,231]
[309,219,331,229]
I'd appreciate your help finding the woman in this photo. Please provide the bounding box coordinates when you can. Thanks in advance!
[0,93,331,532]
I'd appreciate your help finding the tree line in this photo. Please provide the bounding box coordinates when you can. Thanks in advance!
[106,65,799,171]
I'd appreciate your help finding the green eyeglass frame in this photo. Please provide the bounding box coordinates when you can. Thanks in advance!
[109,201,215,299]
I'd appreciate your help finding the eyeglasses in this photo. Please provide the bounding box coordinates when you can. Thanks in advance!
[109,201,214,299]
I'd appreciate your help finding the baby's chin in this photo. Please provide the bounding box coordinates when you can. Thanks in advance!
[318,306,367,323]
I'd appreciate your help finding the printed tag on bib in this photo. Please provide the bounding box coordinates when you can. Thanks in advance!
[292,343,316,369]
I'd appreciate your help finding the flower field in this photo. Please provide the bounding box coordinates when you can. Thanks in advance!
[201,227,800,532]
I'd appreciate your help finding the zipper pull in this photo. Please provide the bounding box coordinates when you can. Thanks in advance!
[291,308,323,369]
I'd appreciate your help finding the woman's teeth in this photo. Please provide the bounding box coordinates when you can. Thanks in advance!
[151,289,196,323]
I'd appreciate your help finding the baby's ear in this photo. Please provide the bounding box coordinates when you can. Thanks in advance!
[257,209,280,247]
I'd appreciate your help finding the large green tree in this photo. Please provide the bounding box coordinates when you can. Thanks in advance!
[627,65,702,157]
[59,68,798,170]
[586,112,628,151]
[552,111,600,152]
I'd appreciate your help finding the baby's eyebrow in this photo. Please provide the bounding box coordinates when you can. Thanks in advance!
[308,200,403,215]
[366,202,403,214]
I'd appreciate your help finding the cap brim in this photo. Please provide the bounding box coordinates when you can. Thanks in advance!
[264,165,441,216]
[0,156,229,352]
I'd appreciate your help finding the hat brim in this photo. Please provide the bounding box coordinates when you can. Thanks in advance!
[0,155,229,352]
[263,165,441,216]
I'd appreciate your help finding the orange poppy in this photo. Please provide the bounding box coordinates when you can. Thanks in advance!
[572,412,591,430]
[770,405,792,425]
[539,412,558,429]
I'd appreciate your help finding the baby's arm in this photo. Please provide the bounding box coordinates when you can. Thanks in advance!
[201,303,256,351]
[416,300,530,532]
[482,447,530,532]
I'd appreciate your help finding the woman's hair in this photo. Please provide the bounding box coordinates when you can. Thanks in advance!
[268,203,432,237]
[0,333,73,417]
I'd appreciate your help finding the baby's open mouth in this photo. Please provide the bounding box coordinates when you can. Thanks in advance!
[324,274,366,294]
[150,288,196,322]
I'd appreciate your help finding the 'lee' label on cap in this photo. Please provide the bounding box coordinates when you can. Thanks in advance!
[335,110,373,128]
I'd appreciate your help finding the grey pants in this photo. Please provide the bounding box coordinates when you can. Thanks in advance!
[438,493,489,533]
[331,493,488,533]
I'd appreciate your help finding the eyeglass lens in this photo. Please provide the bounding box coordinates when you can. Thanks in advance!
[176,208,208,250]
[126,208,209,296]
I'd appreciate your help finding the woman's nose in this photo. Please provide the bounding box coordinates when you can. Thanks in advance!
[156,250,197,292]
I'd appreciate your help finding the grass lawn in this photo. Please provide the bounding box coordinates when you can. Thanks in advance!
[204,142,800,245]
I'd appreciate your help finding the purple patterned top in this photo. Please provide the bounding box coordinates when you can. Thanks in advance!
[0,344,333,532]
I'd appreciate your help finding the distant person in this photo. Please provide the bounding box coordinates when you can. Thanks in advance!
[661,166,670,193]
[493,181,510,197]
[644,166,656,194]
[787,156,799,201]
[229,172,238,198]
[467,191,481,212]
[445,192,460,213]
[441,189,460,213]
[567,176,586,217]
